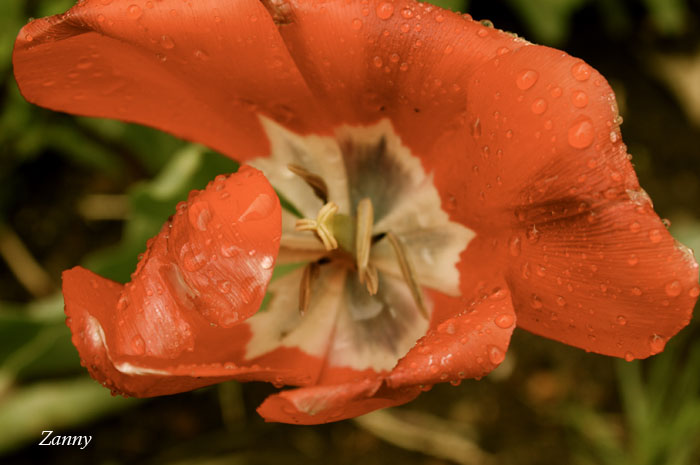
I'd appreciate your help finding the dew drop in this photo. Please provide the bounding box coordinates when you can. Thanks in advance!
[631,287,642,296]
[665,280,682,297]
[131,335,145,355]
[401,7,413,19]
[648,229,662,243]
[376,2,394,19]
[627,254,639,266]
[487,345,505,365]
[180,243,207,271]
[616,315,627,326]
[550,86,562,98]
[127,4,143,19]
[372,56,383,68]
[571,61,591,81]
[567,117,595,149]
[261,255,274,270]
[556,296,566,307]
[649,334,666,354]
[160,35,175,49]
[351,18,362,29]
[508,235,521,257]
[690,286,700,298]
[629,221,641,233]
[571,90,588,108]
[515,69,539,90]
[531,98,547,114]
[188,201,212,231]
[530,294,543,309]
[495,313,515,329]
[624,351,635,362]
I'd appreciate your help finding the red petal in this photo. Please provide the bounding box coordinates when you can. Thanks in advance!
[506,199,698,360]
[268,0,525,156]
[388,282,516,388]
[13,0,326,160]
[63,166,288,396]
[257,378,420,425]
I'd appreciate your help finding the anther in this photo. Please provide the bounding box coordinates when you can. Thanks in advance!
[355,198,374,286]
[386,231,428,319]
[295,202,339,251]
[299,261,320,316]
[287,164,328,203]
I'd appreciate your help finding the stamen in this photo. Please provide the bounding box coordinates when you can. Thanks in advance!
[364,263,379,296]
[298,261,320,316]
[287,164,328,203]
[355,198,374,286]
[295,202,339,251]
[386,231,429,320]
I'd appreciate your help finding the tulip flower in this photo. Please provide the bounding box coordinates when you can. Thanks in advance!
[13,0,698,424]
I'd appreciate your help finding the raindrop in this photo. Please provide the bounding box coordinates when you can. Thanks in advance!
[649,334,666,354]
[351,18,362,30]
[530,294,543,309]
[376,2,394,20]
[188,201,212,231]
[550,86,562,98]
[116,294,129,311]
[180,243,207,271]
[571,61,591,81]
[571,90,588,108]
[218,280,231,293]
[627,254,639,266]
[127,4,143,19]
[400,7,413,19]
[515,69,538,90]
[629,221,641,233]
[487,345,505,365]
[477,29,488,38]
[616,315,627,326]
[508,235,521,257]
[470,118,482,139]
[495,313,514,329]
[624,352,635,362]
[131,335,145,355]
[648,229,662,243]
[690,286,700,298]
[261,255,274,270]
[160,35,175,49]
[531,98,547,114]
[567,117,594,149]
[555,296,566,306]
[372,56,383,68]
[665,280,681,297]
[631,287,642,296]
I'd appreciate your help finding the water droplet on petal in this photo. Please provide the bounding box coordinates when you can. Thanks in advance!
[180,243,207,271]
[571,90,588,108]
[649,334,666,354]
[627,254,639,266]
[488,345,505,365]
[351,18,362,29]
[188,201,212,231]
[631,287,642,296]
[495,313,515,329]
[567,117,594,149]
[127,4,143,19]
[160,35,175,49]
[470,118,482,139]
[665,280,681,297]
[530,294,543,309]
[624,351,635,362]
[616,315,627,326]
[515,69,539,90]
[571,61,591,81]
[648,229,662,243]
[508,235,521,257]
[376,2,394,19]
[260,255,274,270]
[629,221,641,233]
[531,98,547,114]
[131,335,145,355]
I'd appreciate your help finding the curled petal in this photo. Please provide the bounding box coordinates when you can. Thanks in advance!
[257,377,420,425]
[506,199,698,360]
[13,0,327,160]
[388,283,516,388]
[63,166,283,396]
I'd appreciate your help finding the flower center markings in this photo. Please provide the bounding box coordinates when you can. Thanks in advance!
[291,167,427,319]
[245,118,475,372]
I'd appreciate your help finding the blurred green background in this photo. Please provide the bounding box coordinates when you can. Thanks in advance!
[1,0,699,464]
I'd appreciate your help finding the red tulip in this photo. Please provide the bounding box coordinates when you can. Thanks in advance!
[13,0,698,424]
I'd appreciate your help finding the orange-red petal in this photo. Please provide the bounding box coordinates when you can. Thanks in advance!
[13,0,327,160]
[388,282,516,388]
[63,166,285,396]
[257,378,420,424]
